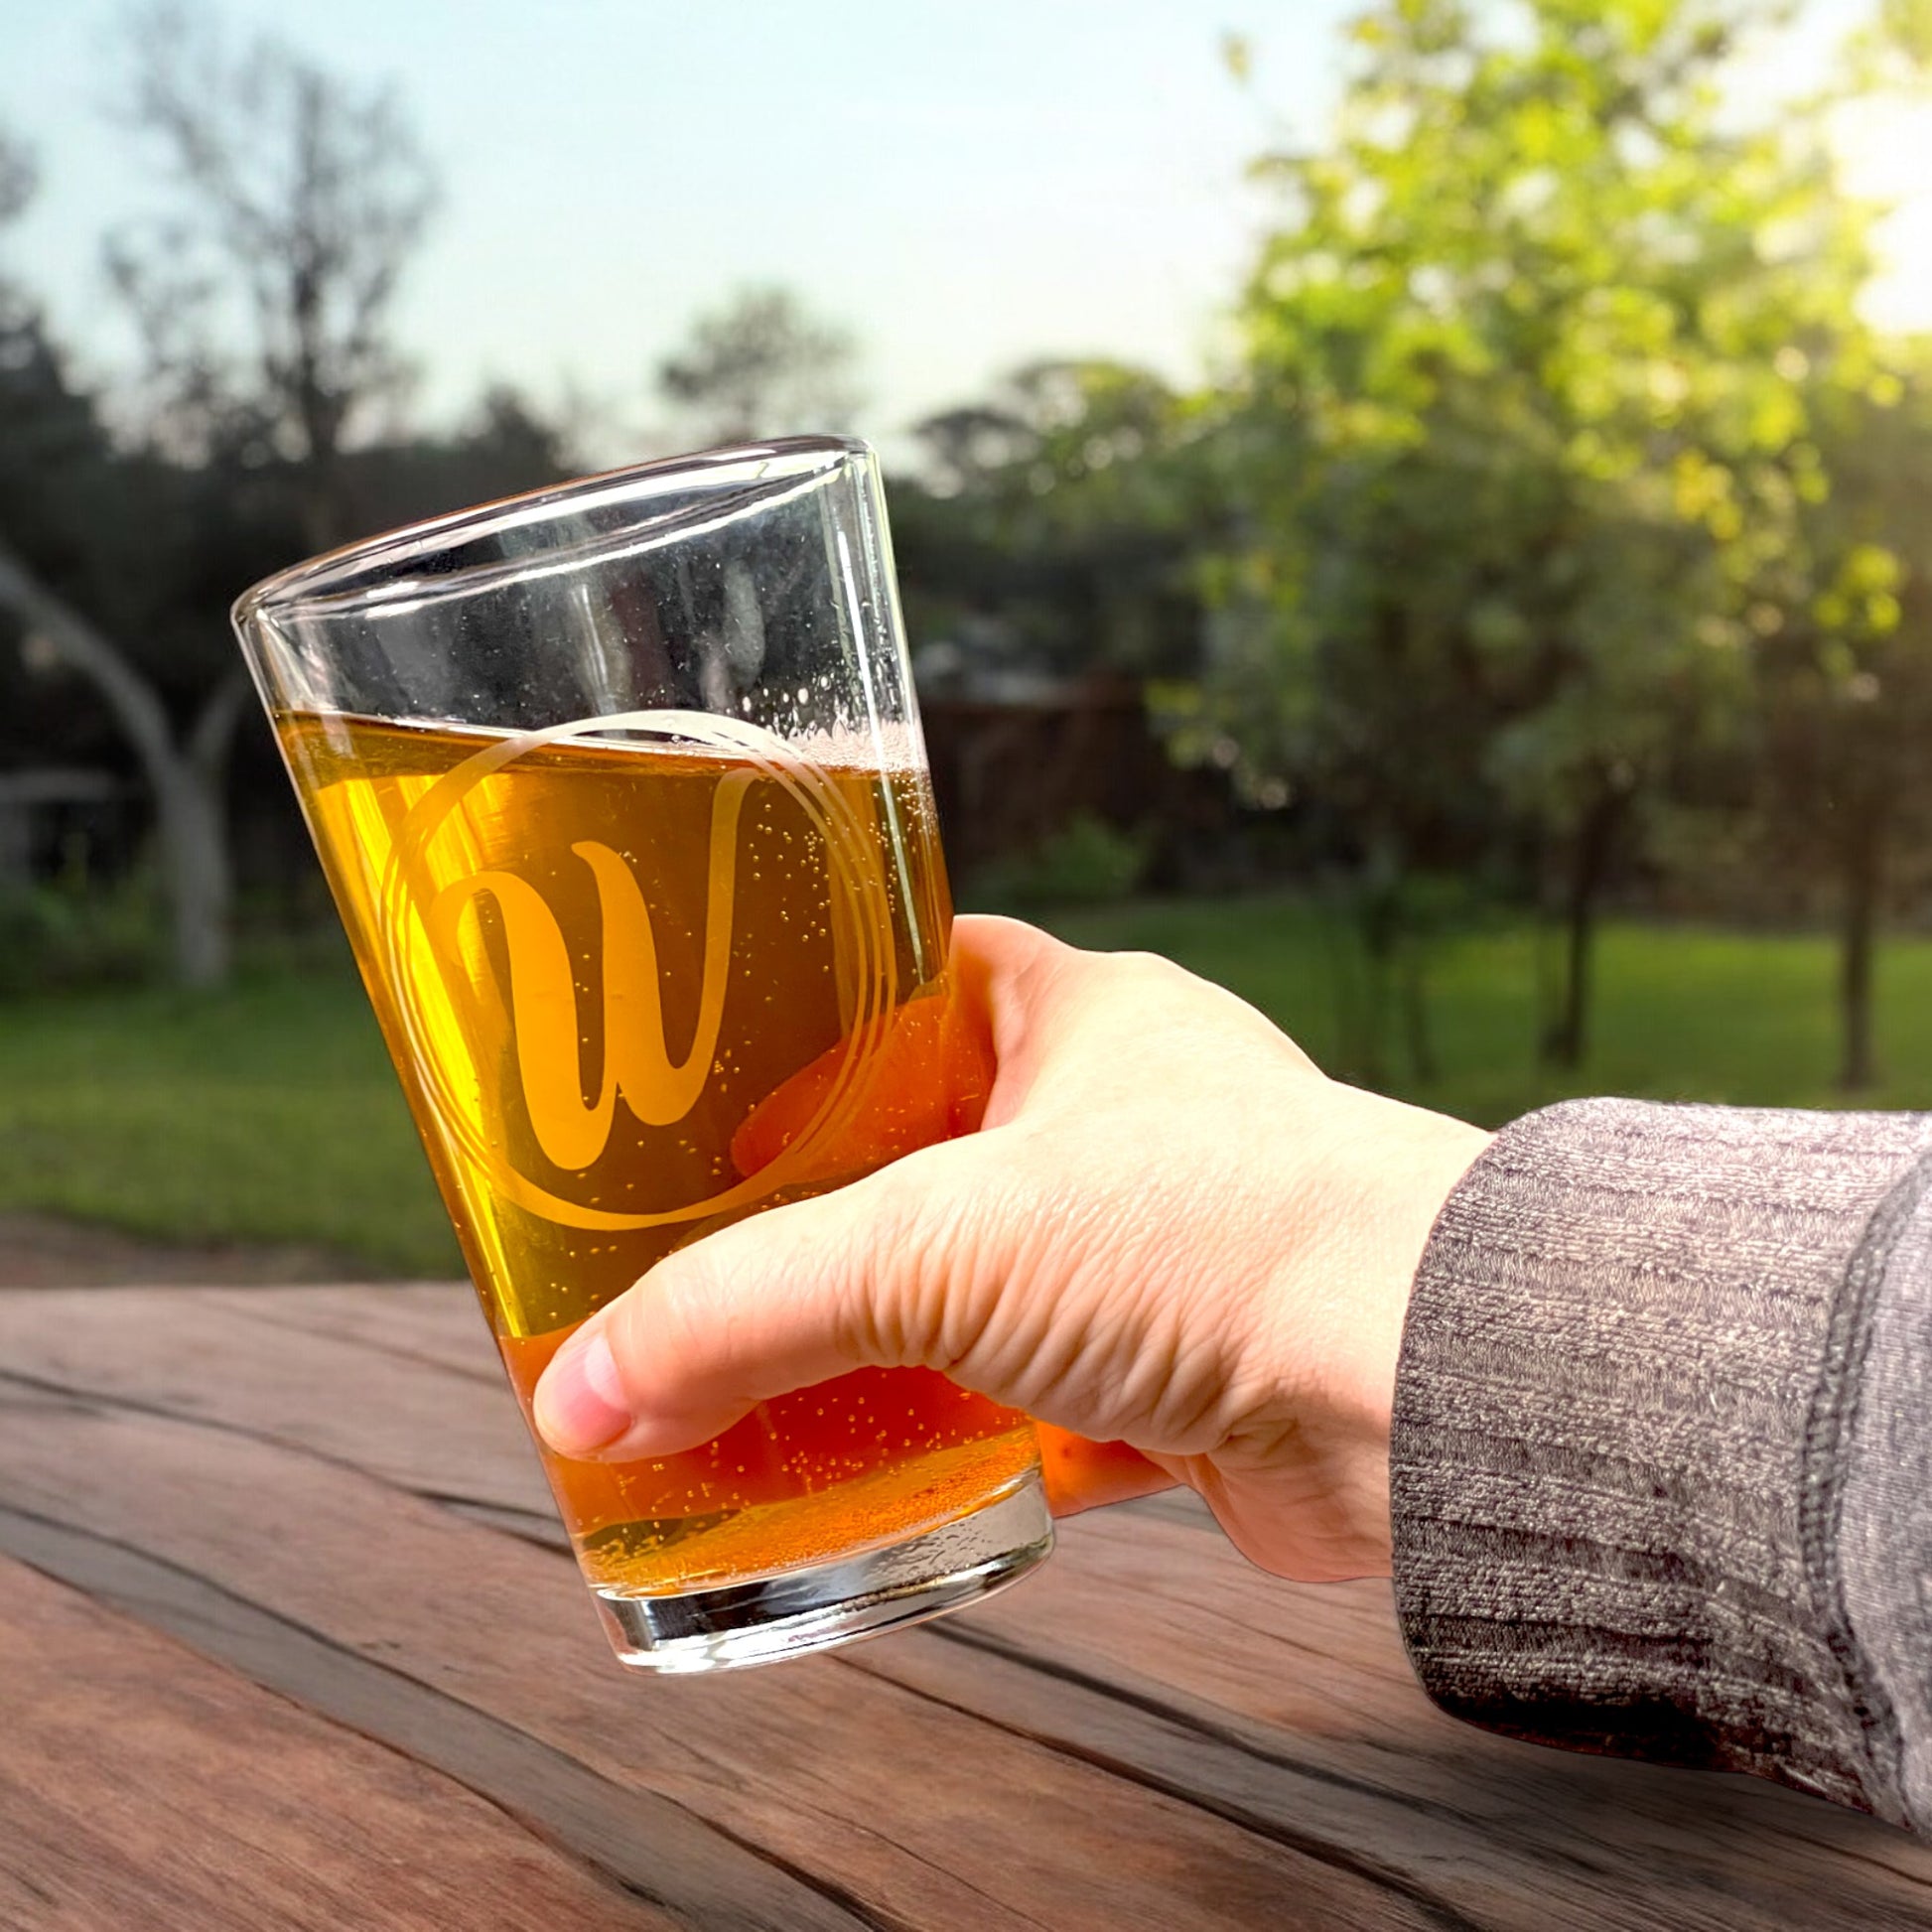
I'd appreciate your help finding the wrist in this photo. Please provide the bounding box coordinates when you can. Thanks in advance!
[1264,1088,1490,1578]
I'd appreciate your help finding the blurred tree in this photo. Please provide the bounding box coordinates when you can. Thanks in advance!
[1846,0,1932,75]
[898,358,1202,680]
[0,126,29,228]
[655,286,861,445]
[0,26,572,994]
[0,8,441,989]
[339,383,576,537]
[1757,356,1932,1088]
[107,0,437,551]
[0,125,245,987]
[1198,0,1876,1071]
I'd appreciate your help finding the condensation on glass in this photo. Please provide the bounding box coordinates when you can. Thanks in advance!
[232,439,1051,1673]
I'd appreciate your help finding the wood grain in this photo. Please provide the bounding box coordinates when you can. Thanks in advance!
[0,1359,1449,1928]
[0,1550,677,1932]
[0,1284,550,1518]
[5,1282,1932,1931]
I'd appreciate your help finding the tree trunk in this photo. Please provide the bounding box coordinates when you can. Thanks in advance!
[1400,939,1438,1085]
[1348,858,1406,1092]
[1837,809,1884,1092]
[1540,785,1625,1070]
[1356,922,1392,1091]
[152,763,232,987]
[1316,891,1377,1088]
[167,671,251,989]
[0,539,240,989]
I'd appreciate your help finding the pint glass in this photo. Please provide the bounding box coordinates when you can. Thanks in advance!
[231,439,1051,1672]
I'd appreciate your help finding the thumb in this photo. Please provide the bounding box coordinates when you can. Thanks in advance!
[531,1137,1007,1461]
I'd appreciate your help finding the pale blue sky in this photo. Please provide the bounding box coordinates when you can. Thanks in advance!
[0,1,1357,460]
[1,1,1920,468]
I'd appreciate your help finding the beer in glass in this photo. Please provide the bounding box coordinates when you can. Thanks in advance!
[231,440,1051,1671]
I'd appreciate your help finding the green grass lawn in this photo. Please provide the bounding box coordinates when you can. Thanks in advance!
[0,963,464,1275]
[1045,898,1932,1123]
[3,898,1929,1275]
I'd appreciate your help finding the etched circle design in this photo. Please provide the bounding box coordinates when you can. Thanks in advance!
[376,709,898,1232]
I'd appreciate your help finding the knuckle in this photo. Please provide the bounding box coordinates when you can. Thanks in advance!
[845,1142,1012,1372]
[618,1245,719,1392]
[1104,946,1185,988]
[831,1160,947,1366]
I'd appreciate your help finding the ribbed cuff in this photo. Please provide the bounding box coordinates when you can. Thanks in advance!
[1390,1098,1932,1819]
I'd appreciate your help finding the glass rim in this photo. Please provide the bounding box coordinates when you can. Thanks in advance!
[231,433,871,629]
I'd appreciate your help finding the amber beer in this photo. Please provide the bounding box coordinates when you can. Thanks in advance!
[276,707,1034,1595]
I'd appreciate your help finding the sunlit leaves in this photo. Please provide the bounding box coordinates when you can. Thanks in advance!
[1206,0,1881,834]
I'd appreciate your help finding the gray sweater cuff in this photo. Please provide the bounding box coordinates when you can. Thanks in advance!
[1390,1097,1932,1821]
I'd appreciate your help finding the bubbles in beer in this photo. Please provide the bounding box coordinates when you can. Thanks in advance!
[277,709,1034,1590]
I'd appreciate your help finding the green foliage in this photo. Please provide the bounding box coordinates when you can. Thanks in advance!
[1048,897,1932,1123]
[656,286,861,445]
[898,358,1204,679]
[1217,0,1872,795]
[1883,0,1932,64]
[1748,350,1932,1080]
[962,813,1150,912]
[1765,355,1932,794]
[0,964,458,1274]
[1311,865,1508,1087]
[1190,0,1892,1065]
[1848,0,1932,77]
[9,914,1932,1275]
[0,869,165,997]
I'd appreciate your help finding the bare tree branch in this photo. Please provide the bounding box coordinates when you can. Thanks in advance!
[0,538,179,788]
[657,287,864,445]
[0,537,237,987]
[111,2,437,538]
[0,109,237,988]
[0,127,33,226]
[187,666,252,786]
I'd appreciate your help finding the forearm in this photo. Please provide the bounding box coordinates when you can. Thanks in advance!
[1390,1098,1932,1828]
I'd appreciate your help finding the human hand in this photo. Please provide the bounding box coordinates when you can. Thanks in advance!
[533,916,1489,1581]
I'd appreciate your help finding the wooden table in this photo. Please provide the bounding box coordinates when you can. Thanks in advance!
[3,1284,1932,1930]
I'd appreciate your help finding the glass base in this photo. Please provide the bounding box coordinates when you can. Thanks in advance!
[592,1466,1053,1674]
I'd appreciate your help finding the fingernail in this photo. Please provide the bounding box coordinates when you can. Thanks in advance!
[535,1328,631,1454]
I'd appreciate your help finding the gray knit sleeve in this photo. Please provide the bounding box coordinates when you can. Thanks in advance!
[1389,1098,1932,1827]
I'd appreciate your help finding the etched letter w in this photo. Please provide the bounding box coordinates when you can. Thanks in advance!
[427,773,751,1171]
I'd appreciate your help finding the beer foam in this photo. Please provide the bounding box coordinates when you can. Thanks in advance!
[337,709,931,778]
[782,719,928,776]
[569,715,930,779]
[560,715,927,780]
